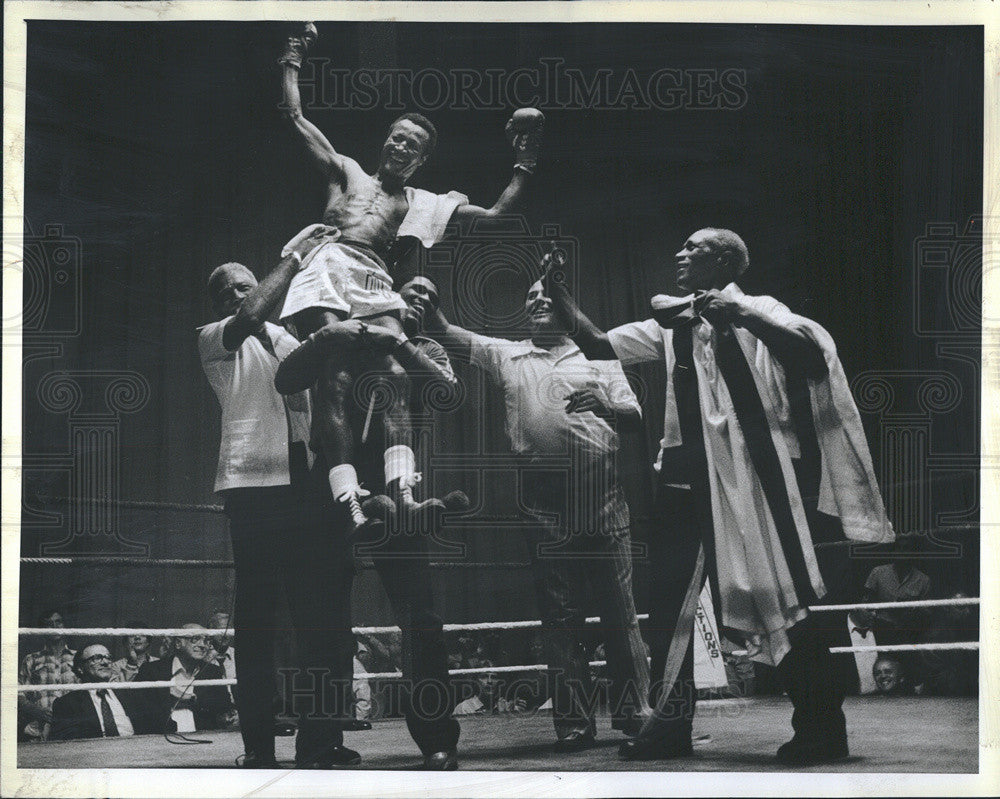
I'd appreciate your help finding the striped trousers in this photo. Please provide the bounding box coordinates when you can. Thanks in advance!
[522,466,651,739]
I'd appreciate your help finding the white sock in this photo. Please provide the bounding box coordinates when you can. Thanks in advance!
[328,464,360,502]
[384,445,417,503]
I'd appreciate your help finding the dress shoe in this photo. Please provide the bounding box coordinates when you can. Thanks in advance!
[618,736,693,761]
[423,749,459,770]
[274,721,296,737]
[343,719,373,731]
[612,716,646,737]
[236,752,278,769]
[553,729,596,753]
[295,745,362,769]
[775,737,849,765]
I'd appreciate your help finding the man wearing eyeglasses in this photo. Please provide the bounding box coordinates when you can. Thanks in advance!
[135,624,235,733]
[49,643,153,740]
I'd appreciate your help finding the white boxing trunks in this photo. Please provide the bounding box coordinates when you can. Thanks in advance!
[279,234,407,322]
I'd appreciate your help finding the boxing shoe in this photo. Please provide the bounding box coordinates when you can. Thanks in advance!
[387,485,470,537]
[341,494,395,569]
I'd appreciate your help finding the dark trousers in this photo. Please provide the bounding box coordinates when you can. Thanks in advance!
[524,470,649,739]
[224,478,354,763]
[644,483,846,747]
[367,534,460,757]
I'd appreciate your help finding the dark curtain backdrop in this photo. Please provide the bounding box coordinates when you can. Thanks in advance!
[20,22,982,647]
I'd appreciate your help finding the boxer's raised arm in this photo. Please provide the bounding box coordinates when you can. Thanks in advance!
[278,24,347,180]
[453,109,543,222]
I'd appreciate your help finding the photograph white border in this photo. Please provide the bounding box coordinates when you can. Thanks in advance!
[3,2,997,796]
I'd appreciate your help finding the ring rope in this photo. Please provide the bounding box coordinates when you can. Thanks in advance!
[42,497,225,514]
[17,660,612,693]
[808,597,979,612]
[16,639,980,695]
[19,557,531,570]
[20,596,979,639]
[829,642,979,653]
[19,615,650,638]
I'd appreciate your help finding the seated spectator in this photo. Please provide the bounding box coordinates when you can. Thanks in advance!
[155,636,174,659]
[49,642,155,740]
[135,624,235,732]
[206,611,237,704]
[18,609,76,741]
[112,628,158,682]
[451,635,496,715]
[919,591,978,696]
[349,640,374,729]
[862,536,932,646]
[872,655,912,697]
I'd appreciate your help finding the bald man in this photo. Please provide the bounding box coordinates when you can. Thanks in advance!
[199,232,359,768]
[545,228,892,764]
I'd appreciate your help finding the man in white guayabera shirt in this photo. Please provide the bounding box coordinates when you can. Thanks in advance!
[423,275,652,753]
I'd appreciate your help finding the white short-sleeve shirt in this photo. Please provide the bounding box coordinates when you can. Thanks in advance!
[467,333,639,459]
[198,319,312,492]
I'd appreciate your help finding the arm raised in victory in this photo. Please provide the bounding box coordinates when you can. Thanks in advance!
[278,23,351,182]
[453,108,545,222]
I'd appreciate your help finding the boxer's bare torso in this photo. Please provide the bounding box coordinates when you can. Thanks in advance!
[322,163,408,256]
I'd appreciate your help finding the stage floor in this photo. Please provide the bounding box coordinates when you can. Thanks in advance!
[18,696,978,772]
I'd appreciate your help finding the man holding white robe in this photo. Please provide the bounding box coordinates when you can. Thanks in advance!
[544,227,893,764]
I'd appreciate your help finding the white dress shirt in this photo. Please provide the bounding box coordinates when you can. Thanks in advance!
[87,689,135,737]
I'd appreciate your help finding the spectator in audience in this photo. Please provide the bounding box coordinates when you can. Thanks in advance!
[18,609,76,741]
[49,642,155,740]
[451,635,495,715]
[871,655,912,697]
[919,591,978,696]
[112,628,158,682]
[862,536,931,646]
[207,611,237,704]
[350,640,374,729]
[155,637,174,660]
[135,624,235,732]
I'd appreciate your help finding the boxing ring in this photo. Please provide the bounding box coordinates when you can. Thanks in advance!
[16,502,981,772]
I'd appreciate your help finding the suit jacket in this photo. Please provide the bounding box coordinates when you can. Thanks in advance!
[49,688,154,740]
[135,657,233,732]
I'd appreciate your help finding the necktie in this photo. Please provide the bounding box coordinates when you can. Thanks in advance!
[98,690,119,737]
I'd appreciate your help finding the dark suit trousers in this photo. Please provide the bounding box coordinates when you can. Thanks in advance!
[224,475,354,762]
[645,482,846,747]
[369,534,460,757]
